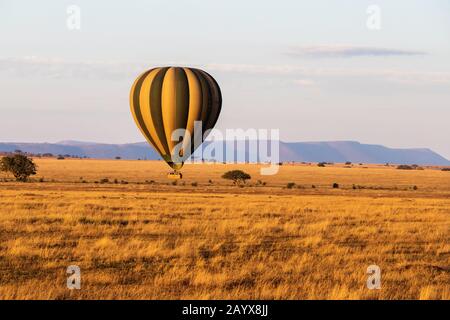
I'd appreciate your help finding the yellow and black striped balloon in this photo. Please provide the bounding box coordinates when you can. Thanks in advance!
[130,67,222,170]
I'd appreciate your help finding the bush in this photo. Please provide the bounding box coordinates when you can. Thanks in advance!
[0,154,37,182]
[255,180,266,186]
[57,155,65,160]
[222,170,251,185]
[332,183,339,189]
[191,182,198,187]
[100,178,109,184]
[286,182,296,189]
[345,161,352,165]
[441,168,450,171]
[317,162,326,167]
[397,165,414,170]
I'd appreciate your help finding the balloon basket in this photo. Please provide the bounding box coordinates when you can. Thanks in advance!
[167,171,182,180]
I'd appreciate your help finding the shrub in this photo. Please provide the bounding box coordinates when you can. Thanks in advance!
[317,162,326,167]
[397,165,414,170]
[311,185,316,189]
[345,161,352,165]
[442,168,450,171]
[0,154,37,182]
[115,156,121,160]
[412,185,418,190]
[57,155,65,160]
[286,182,296,189]
[172,180,177,186]
[222,170,251,185]
[332,183,339,189]
[191,182,198,187]
[100,178,109,184]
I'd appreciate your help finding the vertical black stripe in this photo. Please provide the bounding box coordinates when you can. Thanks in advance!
[132,69,161,154]
[187,68,204,155]
[197,69,222,135]
[149,67,170,155]
[175,67,190,140]
[191,68,213,134]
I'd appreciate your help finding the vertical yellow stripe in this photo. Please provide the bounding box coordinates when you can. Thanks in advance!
[138,68,167,156]
[130,70,161,154]
[129,71,147,129]
[182,68,203,156]
[161,67,189,155]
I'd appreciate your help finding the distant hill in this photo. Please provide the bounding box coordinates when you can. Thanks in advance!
[0,140,448,165]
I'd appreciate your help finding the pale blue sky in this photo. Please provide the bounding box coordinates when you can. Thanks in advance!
[1,0,449,158]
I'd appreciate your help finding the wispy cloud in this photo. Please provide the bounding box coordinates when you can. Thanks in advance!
[0,56,148,80]
[286,45,427,58]
[205,63,450,85]
[1,56,449,86]
[292,79,317,87]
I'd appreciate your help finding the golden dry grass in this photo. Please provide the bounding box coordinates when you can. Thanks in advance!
[0,158,449,299]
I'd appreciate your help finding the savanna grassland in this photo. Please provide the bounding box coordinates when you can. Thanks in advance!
[0,158,449,299]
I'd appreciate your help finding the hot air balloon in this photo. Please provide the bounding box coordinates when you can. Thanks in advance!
[130,67,222,179]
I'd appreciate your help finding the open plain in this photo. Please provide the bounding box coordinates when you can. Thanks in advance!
[0,158,448,299]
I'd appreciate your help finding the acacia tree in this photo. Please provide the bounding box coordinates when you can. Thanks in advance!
[0,154,37,182]
[221,170,251,185]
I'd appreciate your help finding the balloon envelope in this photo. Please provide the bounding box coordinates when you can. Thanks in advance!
[130,67,222,170]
